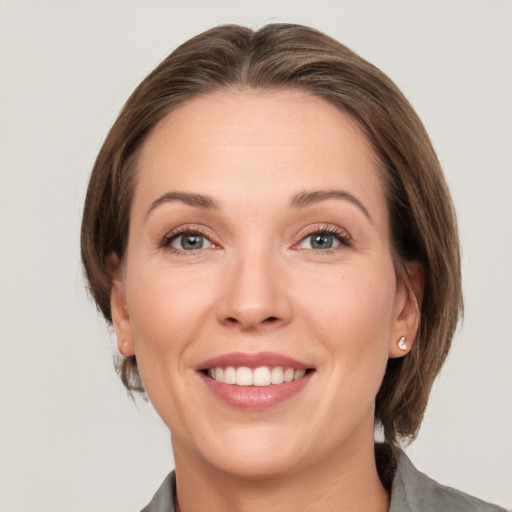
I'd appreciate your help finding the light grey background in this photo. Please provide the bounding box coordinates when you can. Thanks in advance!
[1,1,511,510]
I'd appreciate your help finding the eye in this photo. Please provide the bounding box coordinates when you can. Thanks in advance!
[296,226,351,251]
[299,233,340,250]
[165,231,214,252]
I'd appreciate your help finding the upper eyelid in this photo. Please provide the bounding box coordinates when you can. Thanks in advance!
[290,224,353,252]
[157,222,351,247]
[160,225,218,247]
[295,223,351,240]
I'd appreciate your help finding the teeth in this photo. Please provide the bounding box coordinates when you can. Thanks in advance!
[270,367,284,384]
[294,369,306,380]
[284,368,294,382]
[236,367,253,386]
[253,366,271,386]
[224,366,236,384]
[206,366,309,387]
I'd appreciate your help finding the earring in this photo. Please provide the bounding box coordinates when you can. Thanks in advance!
[398,336,407,351]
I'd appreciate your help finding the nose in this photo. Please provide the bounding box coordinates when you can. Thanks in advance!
[216,249,293,332]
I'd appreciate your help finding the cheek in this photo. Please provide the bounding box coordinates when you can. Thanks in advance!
[125,263,216,365]
[298,259,397,368]
[123,262,221,427]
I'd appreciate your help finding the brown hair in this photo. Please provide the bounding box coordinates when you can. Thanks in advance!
[81,23,462,444]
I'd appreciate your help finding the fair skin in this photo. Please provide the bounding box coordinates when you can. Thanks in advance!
[110,90,421,512]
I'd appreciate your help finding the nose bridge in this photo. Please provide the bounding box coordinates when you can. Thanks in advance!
[217,239,292,330]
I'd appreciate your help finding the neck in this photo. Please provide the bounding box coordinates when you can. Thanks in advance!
[172,436,389,512]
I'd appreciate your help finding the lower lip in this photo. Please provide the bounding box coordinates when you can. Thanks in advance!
[200,372,313,409]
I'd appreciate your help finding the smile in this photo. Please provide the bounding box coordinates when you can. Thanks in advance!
[197,352,315,409]
[206,366,309,386]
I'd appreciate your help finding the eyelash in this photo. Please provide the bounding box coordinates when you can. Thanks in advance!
[160,226,216,255]
[159,223,351,255]
[297,224,352,251]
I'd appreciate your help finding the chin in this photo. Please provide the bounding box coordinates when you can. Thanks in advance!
[193,425,309,481]
[209,448,304,481]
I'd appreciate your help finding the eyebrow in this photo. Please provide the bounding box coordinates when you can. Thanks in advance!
[146,192,219,217]
[146,189,372,222]
[290,190,372,222]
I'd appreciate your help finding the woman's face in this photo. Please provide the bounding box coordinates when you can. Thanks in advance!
[111,90,419,478]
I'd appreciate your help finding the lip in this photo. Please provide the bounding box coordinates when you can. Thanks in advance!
[199,371,313,409]
[196,351,312,371]
[196,352,314,409]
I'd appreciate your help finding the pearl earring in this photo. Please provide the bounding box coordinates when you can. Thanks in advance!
[398,336,407,351]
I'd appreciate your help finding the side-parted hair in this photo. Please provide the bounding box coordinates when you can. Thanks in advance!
[80,24,462,445]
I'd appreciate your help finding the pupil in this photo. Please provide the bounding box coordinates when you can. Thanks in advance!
[182,234,203,250]
[312,234,333,249]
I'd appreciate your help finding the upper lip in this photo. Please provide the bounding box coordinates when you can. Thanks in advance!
[196,352,313,371]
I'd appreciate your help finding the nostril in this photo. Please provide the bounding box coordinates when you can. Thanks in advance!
[224,315,279,326]
[221,309,287,329]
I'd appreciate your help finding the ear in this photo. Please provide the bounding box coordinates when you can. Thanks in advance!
[388,260,424,359]
[107,253,135,357]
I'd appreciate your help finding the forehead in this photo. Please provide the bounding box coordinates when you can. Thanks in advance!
[134,89,387,223]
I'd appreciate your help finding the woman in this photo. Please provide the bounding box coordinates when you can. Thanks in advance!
[80,24,506,511]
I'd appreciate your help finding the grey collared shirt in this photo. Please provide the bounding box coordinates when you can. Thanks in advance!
[141,449,507,511]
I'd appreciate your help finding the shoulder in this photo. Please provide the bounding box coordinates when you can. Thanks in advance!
[139,453,508,512]
[390,448,508,512]
[140,471,176,512]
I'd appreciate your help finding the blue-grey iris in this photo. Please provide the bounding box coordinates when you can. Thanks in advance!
[311,234,333,249]
[181,234,204,250]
